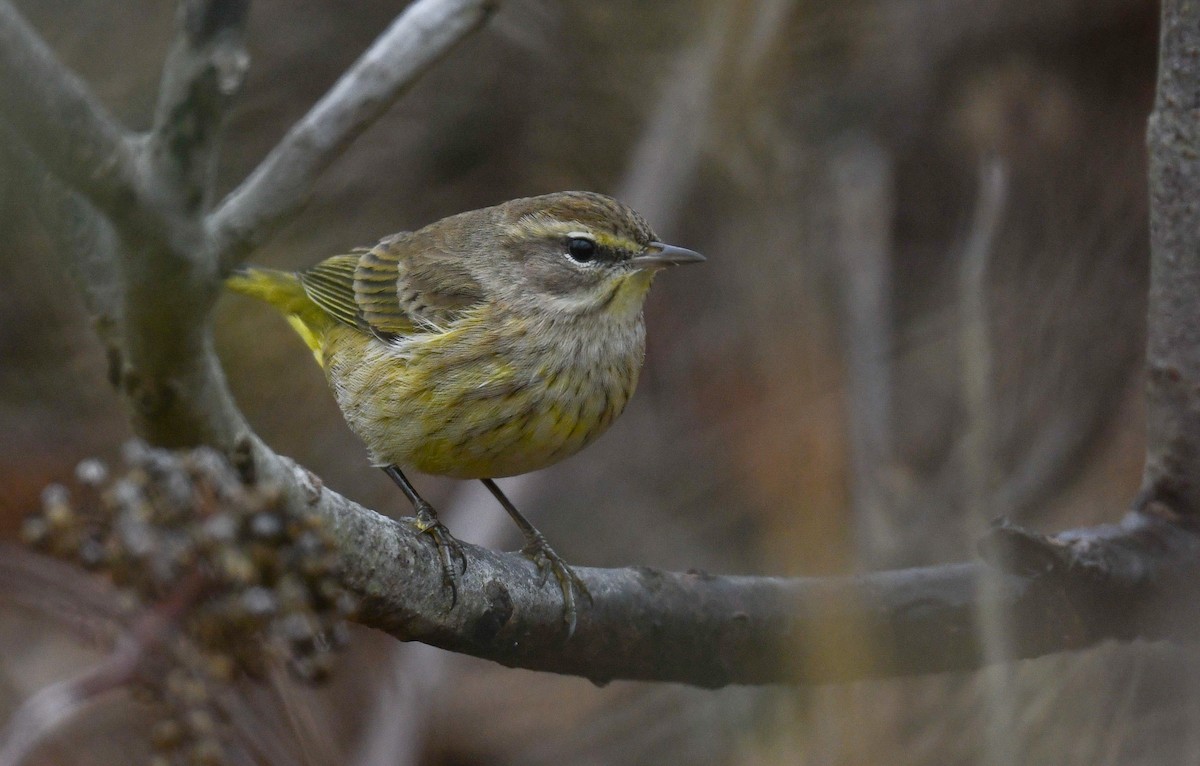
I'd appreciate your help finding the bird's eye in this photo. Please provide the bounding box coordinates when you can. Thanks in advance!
[566,236,598,263]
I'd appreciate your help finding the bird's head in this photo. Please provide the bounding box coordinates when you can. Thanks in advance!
[451,191,704,319]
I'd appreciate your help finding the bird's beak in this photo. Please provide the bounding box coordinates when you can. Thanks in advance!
[630,241,706,270]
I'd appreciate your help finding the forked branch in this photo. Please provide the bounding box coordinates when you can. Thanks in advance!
[208,0,499,269]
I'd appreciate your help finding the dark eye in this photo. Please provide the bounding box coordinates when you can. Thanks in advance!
[566,236,598,263]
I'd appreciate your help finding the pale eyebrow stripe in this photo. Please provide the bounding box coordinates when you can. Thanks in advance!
[507,215,641,251]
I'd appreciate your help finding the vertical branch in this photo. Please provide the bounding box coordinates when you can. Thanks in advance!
[1142,0,1200,518]
[830,134,898,565]
[959,157,1010,525]
[110,0,252,451]
[957,157,1013,766]
[148,0,251,212]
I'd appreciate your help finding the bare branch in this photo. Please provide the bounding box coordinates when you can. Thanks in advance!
[0,1,140,221]
[149,0,251,212]
[208,0,498,269]
[829,135,899,564]
[12,443,1200,689]
[1142,0,1200,517]
[160,441,1186,687]
[958,157,1010,522]
[1,124,123,337]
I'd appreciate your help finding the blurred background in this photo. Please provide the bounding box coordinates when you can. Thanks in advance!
[3,0,1196,763]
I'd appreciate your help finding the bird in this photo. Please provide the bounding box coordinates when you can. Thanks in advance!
[226,191,704,634]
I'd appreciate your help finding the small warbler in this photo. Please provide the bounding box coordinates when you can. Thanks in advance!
[227,191,704,632]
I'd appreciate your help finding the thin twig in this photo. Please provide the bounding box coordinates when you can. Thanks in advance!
[209,0,499,269]
[0,573,207,766]
[830,134,898,565]
[958,156,1009,525]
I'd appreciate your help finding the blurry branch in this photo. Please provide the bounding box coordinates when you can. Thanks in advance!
[957,158,1016,766]
[1,0,1200,698]
[959,157,1010,523]
[0,2,139,224]
[1141,0,1200,519]
[0,572,207,766]
[829,134,899,565]
[209,0,498,269]
[0,130,123,339]
[149,0,251,211]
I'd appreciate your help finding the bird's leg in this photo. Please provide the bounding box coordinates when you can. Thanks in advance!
[480,478,591,637]
[383,465,467,606]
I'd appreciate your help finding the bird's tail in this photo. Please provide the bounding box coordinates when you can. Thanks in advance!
[226,266,309,312]
[226,266,330,362]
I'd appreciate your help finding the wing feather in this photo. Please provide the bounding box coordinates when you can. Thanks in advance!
[298,229,486,338]
[355,231,484,334]
[298,255,361,329]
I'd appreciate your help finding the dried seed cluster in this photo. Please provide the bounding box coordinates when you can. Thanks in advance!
[22,441,356,765]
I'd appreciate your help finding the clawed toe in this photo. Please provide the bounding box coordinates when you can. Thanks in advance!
[522,535,590,637]
[412,503,466,607]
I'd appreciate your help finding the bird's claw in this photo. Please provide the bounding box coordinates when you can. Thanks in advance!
[411,503,467,607]
[522,534,591,638]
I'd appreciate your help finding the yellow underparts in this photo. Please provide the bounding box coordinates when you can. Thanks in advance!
[318,314,638,479]
[227,268,643,480]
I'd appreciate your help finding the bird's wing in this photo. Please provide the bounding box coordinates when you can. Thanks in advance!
[354,231,484,334]
[298,254,366,330]
[298,232,485,338]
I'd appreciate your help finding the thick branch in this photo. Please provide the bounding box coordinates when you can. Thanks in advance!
[148,0,251,212]
[244,441,1200,686]
[0,1,140,221]
[95,1,255,451]
[1143,0,1200,516]
[208,0,498,269]
[0,2,245,452]
[23,441,1200,688]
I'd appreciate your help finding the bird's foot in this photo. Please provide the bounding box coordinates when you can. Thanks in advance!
[410,501,468,607]
[522,531,592,638]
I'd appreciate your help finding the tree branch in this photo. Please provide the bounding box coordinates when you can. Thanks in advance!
[4,0,1200,694]
[208,0,498,269]
[1,124,123,337]
[0,572,207,766]
[318,483,1199,684]
[0,1,141,223]
[21,441,1200,688]
[1142,0,1200,518]
[148,0,251,212]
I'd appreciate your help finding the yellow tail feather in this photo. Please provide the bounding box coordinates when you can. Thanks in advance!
[226,267,331,364]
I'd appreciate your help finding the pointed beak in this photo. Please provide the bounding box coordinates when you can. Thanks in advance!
[630,241,706,270]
